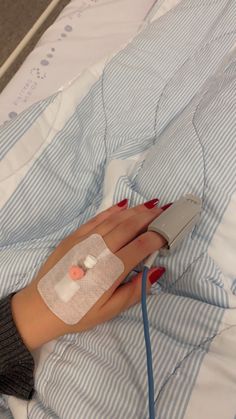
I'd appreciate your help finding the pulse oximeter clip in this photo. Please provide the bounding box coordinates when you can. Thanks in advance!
[148,194,202,256]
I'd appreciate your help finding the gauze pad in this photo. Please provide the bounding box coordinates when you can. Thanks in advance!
[37,234,124,324]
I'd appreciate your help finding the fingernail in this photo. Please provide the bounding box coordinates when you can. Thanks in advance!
[161,203,173,211]
[144,198,159,209]
[117,199,128,207]
[149,267,166,284]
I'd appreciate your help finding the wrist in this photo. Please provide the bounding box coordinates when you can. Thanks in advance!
[11,283,69,351]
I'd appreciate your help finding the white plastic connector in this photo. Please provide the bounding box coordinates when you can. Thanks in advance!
[84,255,97,269]
[144,251,160,269]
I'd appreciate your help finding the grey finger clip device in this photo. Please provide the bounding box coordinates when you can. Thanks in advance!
[148,194,202,256]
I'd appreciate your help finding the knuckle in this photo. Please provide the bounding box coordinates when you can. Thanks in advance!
[93,216,114,233]
[101,217,115,231]
[136,234,150,251]
[122,217,137,231]
[91,209,112,225]
[90,214,100,224]
[148,230,166,248]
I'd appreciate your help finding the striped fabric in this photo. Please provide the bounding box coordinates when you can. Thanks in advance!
[0,94,57,161]
[1,0,236,418]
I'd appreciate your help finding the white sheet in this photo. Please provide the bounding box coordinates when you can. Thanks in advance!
[0,0,156,125]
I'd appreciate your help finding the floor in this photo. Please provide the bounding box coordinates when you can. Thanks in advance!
[0,0,70,92]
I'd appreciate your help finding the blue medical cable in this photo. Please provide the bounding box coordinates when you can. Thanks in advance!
[141,266,155,419]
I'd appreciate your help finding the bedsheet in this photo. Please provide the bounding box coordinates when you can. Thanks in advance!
[1,1,236,418]
[0,0,156,126]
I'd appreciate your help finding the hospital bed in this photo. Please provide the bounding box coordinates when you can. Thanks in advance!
[0,0,235,418]
[0,0,157,125]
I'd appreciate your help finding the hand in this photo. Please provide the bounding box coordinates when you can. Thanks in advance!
[11,199,166,351]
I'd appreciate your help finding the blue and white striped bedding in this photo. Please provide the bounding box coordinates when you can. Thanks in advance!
[1,1,236,418]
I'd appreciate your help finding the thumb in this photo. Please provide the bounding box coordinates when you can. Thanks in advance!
[100,267,165,320]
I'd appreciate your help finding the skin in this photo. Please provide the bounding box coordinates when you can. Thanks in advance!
[11,200,166,351]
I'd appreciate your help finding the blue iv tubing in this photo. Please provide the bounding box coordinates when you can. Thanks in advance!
[141,266,155,419]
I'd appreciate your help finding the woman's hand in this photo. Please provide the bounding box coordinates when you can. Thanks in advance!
[11,198,167,351]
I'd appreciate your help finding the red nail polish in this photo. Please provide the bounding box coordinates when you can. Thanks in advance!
[149,267,166,284]
[144,198,159,209]
[117,199,128,207]
[161,203,173,211]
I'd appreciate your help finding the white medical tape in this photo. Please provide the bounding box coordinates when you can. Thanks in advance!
[37,234,124,325]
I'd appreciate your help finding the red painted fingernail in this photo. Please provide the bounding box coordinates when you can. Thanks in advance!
[117,199,128,207]
[149,267,166,284]
[161,203,173,211]
[144,198,159,209]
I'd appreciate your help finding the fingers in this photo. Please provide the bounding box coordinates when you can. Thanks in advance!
[99,231,166,303]
[104,206,162,252]
[72,199,129,238]
[99,267,165,319]
[71,197,160,242]
[94,198,159,237]
[116,231,166,277]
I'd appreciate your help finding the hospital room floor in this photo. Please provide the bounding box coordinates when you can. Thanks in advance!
[0,0,70,92]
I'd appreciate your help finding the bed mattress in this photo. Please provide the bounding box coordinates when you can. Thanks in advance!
[0,0,156,125]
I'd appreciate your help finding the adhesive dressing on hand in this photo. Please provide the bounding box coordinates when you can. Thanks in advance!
[38,234,124,325]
